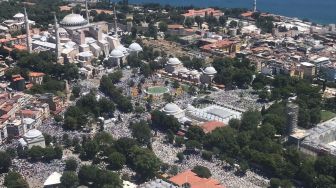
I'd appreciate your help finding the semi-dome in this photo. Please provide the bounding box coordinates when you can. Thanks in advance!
[13,13,24,19]
[203,66,217,75]
[167,58,181,65]
[110,49,124,58]
[60,13,88,27]
[129,42,143,52]
[24,129,42,139]
[163,103,182,114]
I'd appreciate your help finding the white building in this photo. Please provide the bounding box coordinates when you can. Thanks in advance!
[21,129,45,149]
[162,103,185,119]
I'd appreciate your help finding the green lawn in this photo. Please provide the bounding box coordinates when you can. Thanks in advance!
[321,110,336,122]
[147,86,169,94]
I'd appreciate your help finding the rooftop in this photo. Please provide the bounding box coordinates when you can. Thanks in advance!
[169,170,225,188]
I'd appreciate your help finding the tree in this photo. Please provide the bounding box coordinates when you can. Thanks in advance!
[194,16,203,28]
[147,22,158,39]
[72,86,81,98]
[4,171,28,188]
[172,80,180,89]
[185,140,202,152]
[186,126,205,143]
[131,26,137,38]
[82,141,99,160]
[28,146,44,161]
[240,110,261,131]
[78,165,98,186]
[108,152,126,170]
[130,146,161,180]
[60,171,79,188]
[177,152,184,162]
[159,21,168,32]
[192,166,211,178]
[163,93,173,103]
[65,158,78,171]
[95,170,122,187]
[0,151,11,173]
[184,17,194,28]
[131,120,151,145]
[219,15,227,27]
[229,20,238,28]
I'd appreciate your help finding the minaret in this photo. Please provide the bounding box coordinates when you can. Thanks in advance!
[253,0,257,12]
[24,7,32,53]
[113,3,118,36]
[85,0,90,24]
[54,13,61,61]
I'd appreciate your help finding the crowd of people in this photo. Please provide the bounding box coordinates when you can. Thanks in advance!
[209,89,268,111]
[151,132,269,188]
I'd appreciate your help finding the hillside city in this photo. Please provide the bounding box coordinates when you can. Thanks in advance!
[0,0,336,187]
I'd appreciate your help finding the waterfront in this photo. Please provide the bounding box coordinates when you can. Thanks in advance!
[127,0,336,24]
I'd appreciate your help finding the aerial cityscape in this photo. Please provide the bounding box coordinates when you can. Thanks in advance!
[0,0,336,187]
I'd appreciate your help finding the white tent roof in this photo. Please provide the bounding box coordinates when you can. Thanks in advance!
[44,172,62,186]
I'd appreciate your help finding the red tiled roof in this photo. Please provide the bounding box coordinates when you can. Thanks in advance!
[241,11,254,17]
[201,40,234,50]
[169,170,225,188]
[29,72,45,77]
[201,121,226,133]
[168,24,184,30]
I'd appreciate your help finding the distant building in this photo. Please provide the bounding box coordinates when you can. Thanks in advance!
[28,72,45,85]
[0,12,35,33]
[300,62,315,78]
[182,8,224,18]
[11,74,25,91]
[20,129,45,149]
[169,170,225,188]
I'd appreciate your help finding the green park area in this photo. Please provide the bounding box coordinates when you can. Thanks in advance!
[321,110,336,122]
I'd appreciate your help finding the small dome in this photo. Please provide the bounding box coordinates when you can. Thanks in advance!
[13,13,24,18]
[163,103,181,114]
[24,129,42,139]
[204,66,217,75]
[178,67,189,74]
[190,70,199,75]
[60,14,88,27]
[110,49,124,58]
[186,104,196,111]
[116,45,128,54]
[167,58,181,65]
[129,42,143,52]
[58,27,68,34]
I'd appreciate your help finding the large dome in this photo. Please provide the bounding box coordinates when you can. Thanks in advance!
[167,58,181,65]
[163,103,182,114]
[110,49,124,58]
[203,66,217,75]
[129,42,143,52]
[24,129,42,139]
[60,14,88,27]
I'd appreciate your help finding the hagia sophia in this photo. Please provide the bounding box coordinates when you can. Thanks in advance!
[12,1,143,67]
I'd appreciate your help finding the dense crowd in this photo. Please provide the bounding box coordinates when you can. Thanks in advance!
[209,89,268,111]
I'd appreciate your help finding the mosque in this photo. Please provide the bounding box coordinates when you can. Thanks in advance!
[19,129,45,149]
[24,1,143,65]
[0,12,35,33]
[164,57,217,85]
